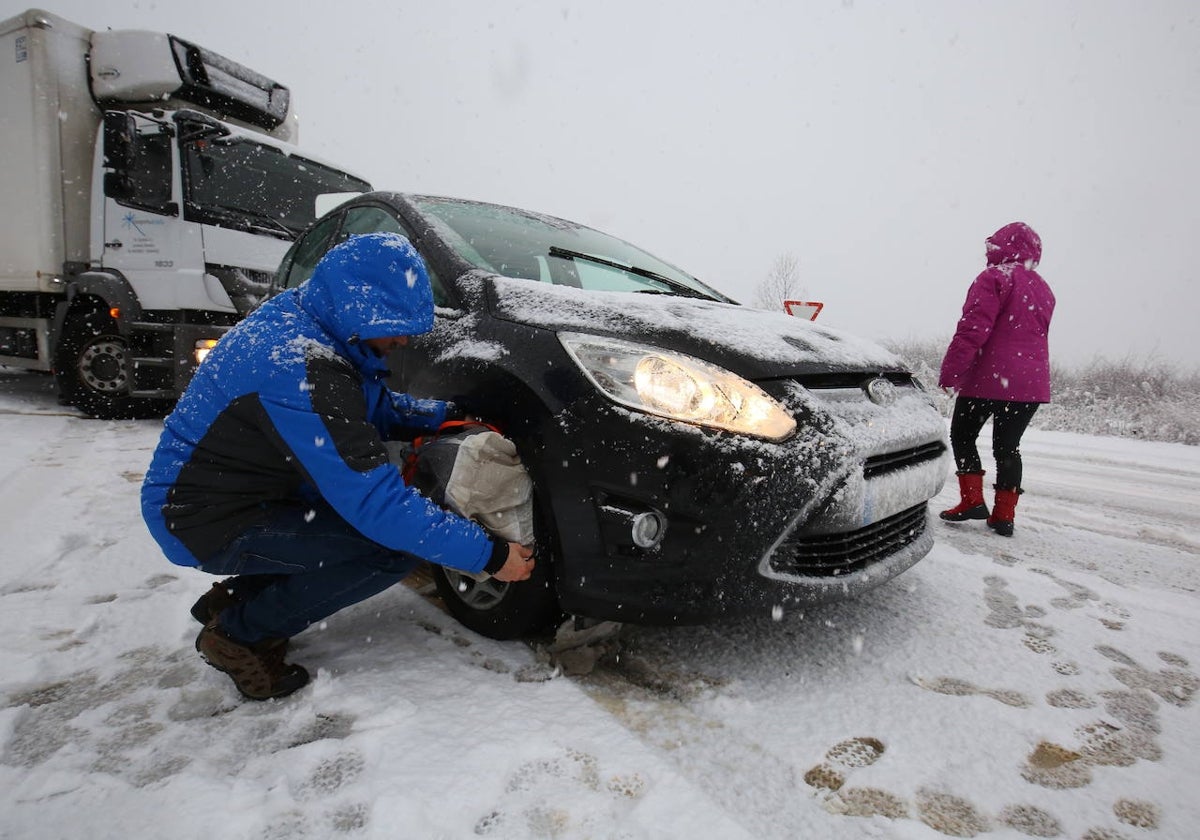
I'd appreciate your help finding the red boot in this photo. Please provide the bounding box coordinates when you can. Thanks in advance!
[987,488,1021,537]
[940,472,989,521]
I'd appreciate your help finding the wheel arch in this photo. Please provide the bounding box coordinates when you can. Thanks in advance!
[63,271,142,325]
[53,271,143,352]
[422,352,582,565]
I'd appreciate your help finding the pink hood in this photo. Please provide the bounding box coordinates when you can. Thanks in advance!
[939,222,1055,403]
[986,221,1042,268]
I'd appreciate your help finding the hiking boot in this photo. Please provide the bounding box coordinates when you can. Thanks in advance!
[195,620,309,701]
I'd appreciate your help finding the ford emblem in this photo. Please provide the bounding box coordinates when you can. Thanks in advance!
[865,377,897,406]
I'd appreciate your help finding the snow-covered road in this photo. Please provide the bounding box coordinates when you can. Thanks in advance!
[1,369,1197,839]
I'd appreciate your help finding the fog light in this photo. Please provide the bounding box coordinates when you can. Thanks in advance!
[630,510,666,549]
[194,339,219,365]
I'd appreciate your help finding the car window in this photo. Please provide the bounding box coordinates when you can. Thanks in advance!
[283,214,340,289]
[288,205,452,307]
[426,261,451,308]
[337,206,404,241]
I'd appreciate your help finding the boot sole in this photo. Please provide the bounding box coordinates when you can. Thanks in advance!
[939,505,990,522]
[196,650,310,701]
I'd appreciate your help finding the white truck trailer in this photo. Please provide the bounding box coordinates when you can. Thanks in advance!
[0,8,371,417]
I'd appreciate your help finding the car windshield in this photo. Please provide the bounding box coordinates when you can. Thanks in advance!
[411,197,730,301]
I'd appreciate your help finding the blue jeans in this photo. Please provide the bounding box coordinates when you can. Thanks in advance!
[199,502,420,642]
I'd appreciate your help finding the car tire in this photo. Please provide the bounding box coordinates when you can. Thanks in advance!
[431,502,562,640]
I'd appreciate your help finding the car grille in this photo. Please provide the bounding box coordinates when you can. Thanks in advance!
[863,441,946,479]
[793,371,915,389]
[768,503,928,578]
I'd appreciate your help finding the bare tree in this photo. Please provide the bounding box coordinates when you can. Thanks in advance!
[754,252,805,311]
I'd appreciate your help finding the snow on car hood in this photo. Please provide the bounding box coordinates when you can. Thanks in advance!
[488,277,903,379]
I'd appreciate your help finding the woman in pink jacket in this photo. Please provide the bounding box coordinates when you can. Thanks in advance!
[938,222,1055,536]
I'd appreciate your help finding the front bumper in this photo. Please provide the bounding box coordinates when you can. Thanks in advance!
[540,379,950,624]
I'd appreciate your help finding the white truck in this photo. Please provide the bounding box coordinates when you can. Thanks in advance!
[0,8,371,417]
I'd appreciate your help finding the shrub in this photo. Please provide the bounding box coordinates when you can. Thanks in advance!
[883,338,1200,446]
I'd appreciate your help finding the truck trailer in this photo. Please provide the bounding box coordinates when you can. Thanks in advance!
[0,8,371,417]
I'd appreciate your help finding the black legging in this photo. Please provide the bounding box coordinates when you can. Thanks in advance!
[949,397,1040,490]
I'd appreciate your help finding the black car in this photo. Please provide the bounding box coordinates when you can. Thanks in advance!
[272,192,950,638]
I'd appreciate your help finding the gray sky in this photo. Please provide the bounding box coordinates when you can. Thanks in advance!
[17,1,1199,369]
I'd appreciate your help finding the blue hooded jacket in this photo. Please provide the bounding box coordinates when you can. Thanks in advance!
[141,232,502,573]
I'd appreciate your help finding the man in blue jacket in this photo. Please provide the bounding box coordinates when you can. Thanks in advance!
[142,232,534,700]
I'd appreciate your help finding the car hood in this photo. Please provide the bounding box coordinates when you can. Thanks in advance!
[486,277,904,380]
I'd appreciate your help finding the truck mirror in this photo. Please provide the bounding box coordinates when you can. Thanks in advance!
[103,171,134,202]
[102,111,136,172]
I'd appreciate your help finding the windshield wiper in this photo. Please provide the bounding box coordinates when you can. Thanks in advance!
[548,246,714,300]
[205,204,298,238]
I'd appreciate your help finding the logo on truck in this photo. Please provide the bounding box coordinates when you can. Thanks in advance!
[121,212,147,236]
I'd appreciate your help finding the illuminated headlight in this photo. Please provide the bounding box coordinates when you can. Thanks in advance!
[559,333,796,441]
[194,339,219,365]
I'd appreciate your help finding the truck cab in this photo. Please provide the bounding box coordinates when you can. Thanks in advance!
[0,9,370,417]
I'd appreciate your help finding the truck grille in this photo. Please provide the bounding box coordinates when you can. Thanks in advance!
[768,503,928,578]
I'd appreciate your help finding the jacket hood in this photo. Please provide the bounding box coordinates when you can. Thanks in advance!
[295,232,434,347]
[985,222,1042,267]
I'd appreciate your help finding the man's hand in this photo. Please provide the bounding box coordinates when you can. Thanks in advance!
[492,542,535,582]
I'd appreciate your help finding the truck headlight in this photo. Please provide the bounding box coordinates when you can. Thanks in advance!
[194,339,219,365]
[559,333,796,441]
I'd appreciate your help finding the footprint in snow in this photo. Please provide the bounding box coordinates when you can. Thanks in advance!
[804,737,908,820]
[1096,644,1199,707]
[910,674,1032,708]
[291,750,365,800]
[476,747,646,836]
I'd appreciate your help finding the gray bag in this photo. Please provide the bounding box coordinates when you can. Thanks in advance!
[389,423,536,548]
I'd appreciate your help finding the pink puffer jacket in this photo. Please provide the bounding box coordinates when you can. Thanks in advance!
[938,222,1055,403]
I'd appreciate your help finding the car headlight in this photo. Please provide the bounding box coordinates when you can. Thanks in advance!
[559,333,796,441]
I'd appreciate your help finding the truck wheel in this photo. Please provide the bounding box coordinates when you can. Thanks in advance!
[431,502,562,640]
[56,312,142,420]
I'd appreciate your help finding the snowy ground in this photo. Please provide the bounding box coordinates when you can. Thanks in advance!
[1,368,1197,840]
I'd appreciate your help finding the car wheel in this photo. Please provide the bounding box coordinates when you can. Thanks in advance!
[431,508,562,640]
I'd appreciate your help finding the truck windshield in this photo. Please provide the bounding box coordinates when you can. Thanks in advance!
[183,137,370,238]
[411,196,730,301]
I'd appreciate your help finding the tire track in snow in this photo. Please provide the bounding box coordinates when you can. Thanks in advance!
[574,659,813,839]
